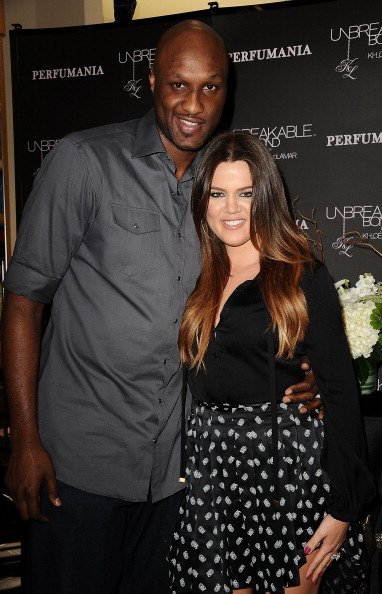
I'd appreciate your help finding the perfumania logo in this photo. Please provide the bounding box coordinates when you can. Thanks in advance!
[233,124,314,149]
[32,65,104,80]
[327,132,382,146]
[331,21,382,80]
[327,205,382,257]
[295,218,309,231]
[229,44,311,63]
[118,47,156,99]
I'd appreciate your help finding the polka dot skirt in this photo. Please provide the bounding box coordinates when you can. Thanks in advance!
[169,401,367,593]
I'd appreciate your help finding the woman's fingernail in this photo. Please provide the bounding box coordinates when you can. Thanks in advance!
[304,546,311,554]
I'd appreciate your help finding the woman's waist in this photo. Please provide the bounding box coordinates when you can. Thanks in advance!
[192,397,299,414]
[190,398,320,431]
[188,366,305,406]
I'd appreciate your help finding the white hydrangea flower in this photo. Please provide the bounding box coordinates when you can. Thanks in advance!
[342,300,379,359]
[354,273,378,297]
[337,274,379,307]
[336,273,382,362]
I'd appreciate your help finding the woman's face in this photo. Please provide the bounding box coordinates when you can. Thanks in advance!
[206,160,253,249]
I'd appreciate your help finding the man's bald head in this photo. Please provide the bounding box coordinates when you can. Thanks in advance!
[153,20,228,75]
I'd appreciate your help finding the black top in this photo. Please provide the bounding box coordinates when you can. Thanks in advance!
[188,262,376,521]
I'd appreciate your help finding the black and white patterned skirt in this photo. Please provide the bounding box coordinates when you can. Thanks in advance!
[169,400,367,593]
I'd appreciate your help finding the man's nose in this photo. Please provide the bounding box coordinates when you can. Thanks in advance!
[181,90,203,115]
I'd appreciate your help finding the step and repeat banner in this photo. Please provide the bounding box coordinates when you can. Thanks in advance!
[214,0,381,287]
[11,0,381,284]
[10,0,381,333]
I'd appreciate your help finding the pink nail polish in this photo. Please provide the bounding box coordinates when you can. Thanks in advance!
[304,546,311,554]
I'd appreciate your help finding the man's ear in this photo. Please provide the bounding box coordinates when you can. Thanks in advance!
[149,67,155,95]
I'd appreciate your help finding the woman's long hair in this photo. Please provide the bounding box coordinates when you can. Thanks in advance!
[179,131,314,369]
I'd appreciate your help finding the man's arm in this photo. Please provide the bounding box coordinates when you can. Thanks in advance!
[282,356,323,417]
[2,292,61,521]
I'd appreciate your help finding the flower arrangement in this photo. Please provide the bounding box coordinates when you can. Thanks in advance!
[335,273,382,394]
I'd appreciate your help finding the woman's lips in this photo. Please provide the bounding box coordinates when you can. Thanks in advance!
[222,219,245,229]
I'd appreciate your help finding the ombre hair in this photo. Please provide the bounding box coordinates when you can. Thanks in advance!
[179,130,314,368]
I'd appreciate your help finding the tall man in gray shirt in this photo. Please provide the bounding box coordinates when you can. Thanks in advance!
[2,20,318,594]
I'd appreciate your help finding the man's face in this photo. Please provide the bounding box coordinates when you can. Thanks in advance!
[150,31,228,160]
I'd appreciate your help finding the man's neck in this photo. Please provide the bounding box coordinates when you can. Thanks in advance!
[173,152,197,181]
[159,131,197,180]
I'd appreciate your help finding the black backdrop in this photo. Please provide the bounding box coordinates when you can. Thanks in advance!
[10,0,382,385]
[8,1,382,585]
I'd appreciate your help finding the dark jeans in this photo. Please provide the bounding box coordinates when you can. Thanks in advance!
[22,480,184,594]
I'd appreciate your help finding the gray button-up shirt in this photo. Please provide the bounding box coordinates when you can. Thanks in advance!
[4,109,201,502]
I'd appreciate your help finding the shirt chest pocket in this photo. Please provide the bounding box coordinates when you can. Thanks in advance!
[110,204,161,276]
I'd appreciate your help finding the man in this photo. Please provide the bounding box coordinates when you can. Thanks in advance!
[2,20,318,594]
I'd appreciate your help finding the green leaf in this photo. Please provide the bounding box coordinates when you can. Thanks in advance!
[370,302,382,331]
[370,337,382,365]
[355,356,372,385]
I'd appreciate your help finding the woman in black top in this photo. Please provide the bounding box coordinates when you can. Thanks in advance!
[169,131,375,594]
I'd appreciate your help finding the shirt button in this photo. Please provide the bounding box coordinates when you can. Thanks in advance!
[177,232,181,239]
[163,358,167,365]
[174,319,178,324]
[133,222,139,229]
[158,398,163,404]
[166,156,170,160]
[152,437,158,444]
[171,191,176,196]
[177,191,181,196]
[177,276,181,282]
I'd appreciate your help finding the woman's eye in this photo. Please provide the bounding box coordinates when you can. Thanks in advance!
[240,191,253,198]
[210,191,225,198]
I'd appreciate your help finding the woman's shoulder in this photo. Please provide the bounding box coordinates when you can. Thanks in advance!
[300,259,333,294]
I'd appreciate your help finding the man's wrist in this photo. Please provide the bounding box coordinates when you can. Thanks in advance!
[10,431,42,446]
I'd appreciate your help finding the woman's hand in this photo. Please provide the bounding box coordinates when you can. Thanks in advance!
[304,514,350,584]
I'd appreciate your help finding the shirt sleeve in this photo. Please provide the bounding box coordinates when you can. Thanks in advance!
[4,137,100,303]
[303,263,376,522]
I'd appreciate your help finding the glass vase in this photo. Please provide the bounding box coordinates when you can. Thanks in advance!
[359,365,377,395]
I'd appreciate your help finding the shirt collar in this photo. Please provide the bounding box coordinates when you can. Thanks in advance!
[132,108,165,158]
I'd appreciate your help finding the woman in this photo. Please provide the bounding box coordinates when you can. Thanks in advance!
[169,131,375,594]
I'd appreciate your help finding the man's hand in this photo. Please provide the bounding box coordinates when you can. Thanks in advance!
[5,439,61,522]
[282,356,323,417]
[2,292,61,521]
